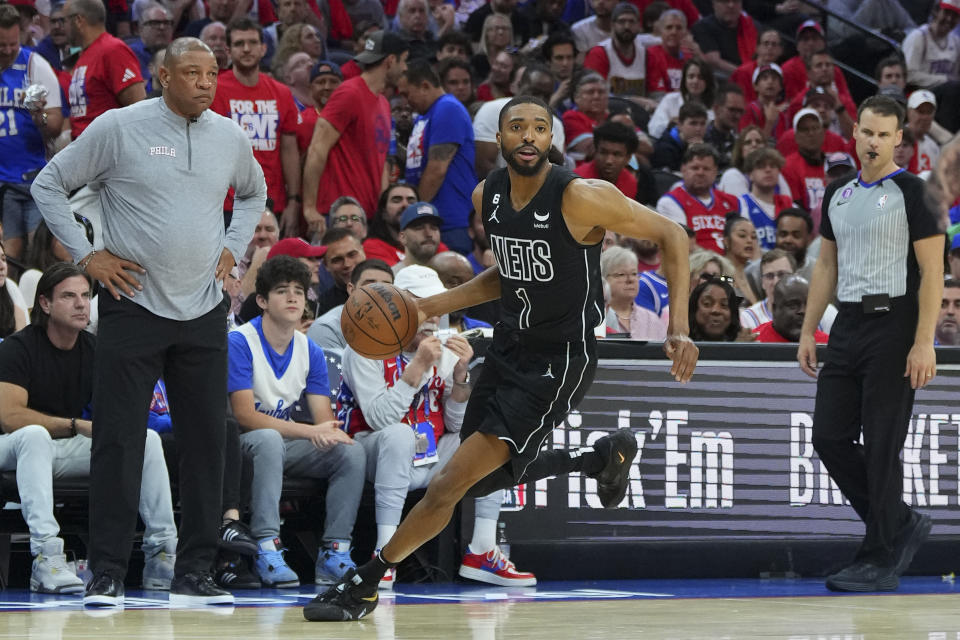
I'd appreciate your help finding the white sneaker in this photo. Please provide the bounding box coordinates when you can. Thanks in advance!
[30,539,84,594]
[142,549,176,590]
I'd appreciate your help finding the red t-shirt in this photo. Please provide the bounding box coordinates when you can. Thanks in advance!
[781,56,852,103]
[574,162,638,199]
[784,89,856,132]
[341,59,362,80]
[211,70,300,211]
[316,76,391,216]
[781,152,825,231]
[476,83,510,102]
[297,106,319,154]
[731,60,758,102]
[645,45,685,92]
[776,128,847,158]
[68,32,143,138]
[562,109,601,165]
[754,321,828,343]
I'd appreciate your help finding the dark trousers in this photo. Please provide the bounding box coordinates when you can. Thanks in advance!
[90,294,229,579]
[811,297,917,566]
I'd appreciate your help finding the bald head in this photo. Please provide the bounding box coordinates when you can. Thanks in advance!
[162,37,215,71]
[69,0,106,25]
[772,275,809,341]
[429,251,475,289]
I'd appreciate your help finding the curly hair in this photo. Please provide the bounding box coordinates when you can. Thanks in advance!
[255,255,312,301]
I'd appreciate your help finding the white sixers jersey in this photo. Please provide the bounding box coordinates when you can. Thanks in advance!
[234,322,310,421]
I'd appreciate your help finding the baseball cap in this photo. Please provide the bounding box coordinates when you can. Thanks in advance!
[310,60,343,82]
[752,63,783,84]
[796,19,824,38]
[793,107,821,130]
[908,89,937,110]
[267,238,327,260]
[611,2,639,21]
[400,201,443,231]
[394,265,447,298]
[354,30,410,65]
[803,86,835,106]
[941,0,960,15]
[825,152,855,173]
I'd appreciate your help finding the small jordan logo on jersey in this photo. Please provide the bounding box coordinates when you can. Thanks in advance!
[122,68,137,82]
[542,363,554,378]
[488,205,500,223]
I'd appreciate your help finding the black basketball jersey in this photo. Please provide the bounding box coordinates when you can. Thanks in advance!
[481,165,603,342]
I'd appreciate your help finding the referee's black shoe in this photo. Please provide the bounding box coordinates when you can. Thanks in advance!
[590,429,638,508]
[825,561,899,592]
[304,568,378,622]
[892,509,932,576]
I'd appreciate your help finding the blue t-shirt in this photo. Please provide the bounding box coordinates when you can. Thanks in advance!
[227,316,330,408]
[635,271,669,316]
[1,47,47,183]
[405,93,475,231]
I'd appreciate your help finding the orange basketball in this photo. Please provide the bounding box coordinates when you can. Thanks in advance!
[341,283,421,359]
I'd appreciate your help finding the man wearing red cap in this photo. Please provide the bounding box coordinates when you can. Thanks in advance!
[902,0,960,132]
[63,0,145,138]
[781,20,852,103]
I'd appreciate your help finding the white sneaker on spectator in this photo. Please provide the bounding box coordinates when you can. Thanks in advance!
[30,539,84,594]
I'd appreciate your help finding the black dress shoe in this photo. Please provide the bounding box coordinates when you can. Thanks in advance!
[170,572,235,606]
[83,572,124,607]
[826,561,899,592]
[218,519,258,556]
[893,509,932,575]
[214,552,261,590]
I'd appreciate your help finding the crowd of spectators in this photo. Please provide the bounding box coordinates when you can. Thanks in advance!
[2,0,960,596]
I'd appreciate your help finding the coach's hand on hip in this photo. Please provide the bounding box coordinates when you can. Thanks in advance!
[84,250,145,300]
[905,342,936,389]
[797,334,818,378]
[664,334,699,383]
[215,248,235,283]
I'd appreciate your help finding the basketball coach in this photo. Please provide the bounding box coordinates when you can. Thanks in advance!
[31,38,266,605]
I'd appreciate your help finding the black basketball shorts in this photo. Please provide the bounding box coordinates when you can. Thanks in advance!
[460,325,597,480]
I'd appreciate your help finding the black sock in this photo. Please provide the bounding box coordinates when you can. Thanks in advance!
[356,551,396,585]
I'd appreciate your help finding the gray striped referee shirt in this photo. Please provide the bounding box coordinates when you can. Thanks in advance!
[820,169,940,303]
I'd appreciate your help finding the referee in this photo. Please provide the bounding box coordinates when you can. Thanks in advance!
[798,95,943,592]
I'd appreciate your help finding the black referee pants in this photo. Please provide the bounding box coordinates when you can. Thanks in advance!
[811,297,917,567]
[89,294,229,580]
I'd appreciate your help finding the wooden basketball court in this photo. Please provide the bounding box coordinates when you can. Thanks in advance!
[1,578,958,639]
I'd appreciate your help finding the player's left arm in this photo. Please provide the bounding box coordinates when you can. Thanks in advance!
[906,234,944,389]
[418,143,458,202]
[563,178,699,382]
[417,182,501,320]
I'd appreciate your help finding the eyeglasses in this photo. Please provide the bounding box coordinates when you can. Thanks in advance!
[761,270,794,281]
[331,214,364,224]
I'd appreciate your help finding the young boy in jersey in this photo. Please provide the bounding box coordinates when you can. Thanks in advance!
[305,95,699,622]
[228,256,365,588]
[337,265,535,590]
[738,147,793,251]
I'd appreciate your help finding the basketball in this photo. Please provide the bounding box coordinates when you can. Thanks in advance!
[341,282,421,359]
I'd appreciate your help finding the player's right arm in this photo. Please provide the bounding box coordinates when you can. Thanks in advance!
[562,178,698,381]
[417,181,501,320]
[797,237,837,378]
[302,117,341,233]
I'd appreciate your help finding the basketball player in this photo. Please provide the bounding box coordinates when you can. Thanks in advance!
[304,95,699,622]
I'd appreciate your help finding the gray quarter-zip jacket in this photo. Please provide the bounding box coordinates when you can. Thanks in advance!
[32,97,267,321]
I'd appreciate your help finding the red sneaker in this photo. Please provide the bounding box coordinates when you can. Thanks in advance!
[458,546,537,587]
